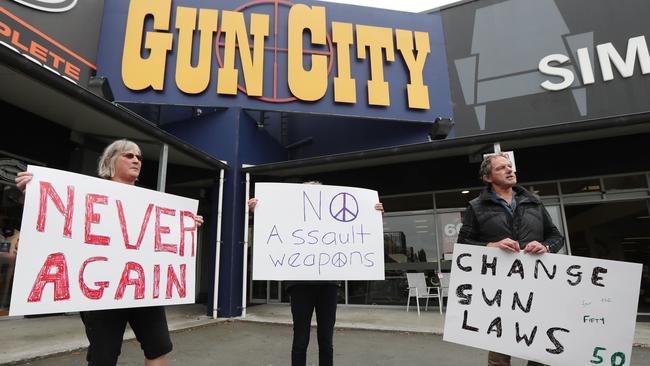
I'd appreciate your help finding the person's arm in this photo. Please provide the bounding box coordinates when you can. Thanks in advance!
[248,198,258,213]
[15,171,33,193]
[540,205,564,253]
[456,205,489,247]
[194,215,204,227]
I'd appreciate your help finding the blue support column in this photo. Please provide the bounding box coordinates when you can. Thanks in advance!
[163,107,287,317]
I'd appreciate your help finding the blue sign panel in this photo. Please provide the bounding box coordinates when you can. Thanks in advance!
[97,0,452,123]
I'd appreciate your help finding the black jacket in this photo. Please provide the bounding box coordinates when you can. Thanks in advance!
[457,185,564,253]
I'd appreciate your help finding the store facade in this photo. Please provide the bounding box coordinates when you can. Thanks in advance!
[1,0,649,320]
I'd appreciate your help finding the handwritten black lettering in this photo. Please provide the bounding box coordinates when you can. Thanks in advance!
[591,267,607,287]
[456,253,472,272]
[481,254,497,276]
[487,317,503,338]
[534,259,557,280]
[515,322,538,346]
[545,327,569,354]
[481,288,502,307]
[566,265,582,286]
[456,284,472,305]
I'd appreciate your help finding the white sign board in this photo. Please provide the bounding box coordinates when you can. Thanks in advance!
[252,183,384,280]
[443,244,642,366]
[10,166,199,316]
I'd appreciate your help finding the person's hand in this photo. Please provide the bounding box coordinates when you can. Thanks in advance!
[15,171,33,193]
[194,215,204,227]
[248,198,258,212]
[487,238,520,252]
[374,202,384,214]
[524,240,547,254]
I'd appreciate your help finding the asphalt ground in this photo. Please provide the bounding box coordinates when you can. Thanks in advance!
[10,321,650,366]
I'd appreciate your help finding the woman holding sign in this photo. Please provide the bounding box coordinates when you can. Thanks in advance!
[16,139,203,366]
[248,183,383,366]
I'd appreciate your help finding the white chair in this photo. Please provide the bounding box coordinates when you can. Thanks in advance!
[406,273,443,316]
[439,273,450,298]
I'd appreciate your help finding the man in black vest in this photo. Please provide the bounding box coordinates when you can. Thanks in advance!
[457,153,564,366]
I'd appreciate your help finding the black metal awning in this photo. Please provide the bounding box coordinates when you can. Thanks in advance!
[242,110,650,177]
[0,46,227,172]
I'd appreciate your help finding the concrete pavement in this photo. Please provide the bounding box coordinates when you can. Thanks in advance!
[1,303,649,365]
[8,321,650,366]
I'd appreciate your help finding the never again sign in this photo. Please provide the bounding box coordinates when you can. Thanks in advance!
[252,183,384,280]
[443,244,642,366]
[10,166,199,316]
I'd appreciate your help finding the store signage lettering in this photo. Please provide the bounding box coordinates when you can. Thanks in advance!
[10,166,198,316]
[122,0,431,109]
[0,6,91,84]
[539,35,650,91]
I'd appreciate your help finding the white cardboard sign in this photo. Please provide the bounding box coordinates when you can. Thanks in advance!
[10,166,199,316]
[443,244,642,366]
[252,183,384,280]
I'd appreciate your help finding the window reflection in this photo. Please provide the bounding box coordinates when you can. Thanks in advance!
[348,213,437,305]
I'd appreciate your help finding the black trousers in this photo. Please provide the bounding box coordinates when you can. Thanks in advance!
[290,284,338,366]
[80,306,172,366]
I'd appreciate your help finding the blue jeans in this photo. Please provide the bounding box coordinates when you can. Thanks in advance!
[290,284,338,366]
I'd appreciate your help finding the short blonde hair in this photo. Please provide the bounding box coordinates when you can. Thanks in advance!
[97,139,141,179]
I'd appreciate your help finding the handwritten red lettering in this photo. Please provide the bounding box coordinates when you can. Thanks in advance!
[179,211,196,257]
[166,264,186,299]
[27,252,70,302]
[114,262,145,300]
[153,264,161,299]
[78,256,110,300]
[37,181,74,238]
[85,194,110,245]
[155,206,178,253]
[116,200,153,250]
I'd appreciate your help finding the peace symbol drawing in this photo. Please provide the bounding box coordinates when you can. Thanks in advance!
[329,192,359,222]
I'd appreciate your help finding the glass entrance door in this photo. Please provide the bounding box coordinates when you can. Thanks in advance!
[564,200,650,314]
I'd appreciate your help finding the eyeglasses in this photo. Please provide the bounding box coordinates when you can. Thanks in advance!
[122,152,142,161]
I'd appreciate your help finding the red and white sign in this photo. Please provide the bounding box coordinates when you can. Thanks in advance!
[10,166,199,316]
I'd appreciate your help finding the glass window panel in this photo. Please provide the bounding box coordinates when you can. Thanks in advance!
[603,175,648,191]
[564,200,650,314]
[435,189,482,209]
[522,182,559,196]
[560,179,601,194]
[349,213,437,305]
[381,194,433,212]
[437,211,463,261]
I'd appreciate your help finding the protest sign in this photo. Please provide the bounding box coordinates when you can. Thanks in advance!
[10,166,199,316]
[443,244,642,366]
[252,183,384,280]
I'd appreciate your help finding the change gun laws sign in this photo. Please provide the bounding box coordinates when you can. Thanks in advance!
[252,183,384,280]
[10,166,199,315]
[443,244,642,366]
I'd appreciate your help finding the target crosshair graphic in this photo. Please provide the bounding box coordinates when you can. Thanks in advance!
[215,0,336,103]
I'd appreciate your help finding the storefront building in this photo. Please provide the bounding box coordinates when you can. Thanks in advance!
[1,0,649,320]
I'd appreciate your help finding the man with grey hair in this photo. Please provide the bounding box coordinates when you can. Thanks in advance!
[457,152,564,366]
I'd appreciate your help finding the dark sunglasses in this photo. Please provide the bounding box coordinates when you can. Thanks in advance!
[122,152,142,161]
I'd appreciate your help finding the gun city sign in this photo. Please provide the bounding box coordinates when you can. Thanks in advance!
[98,0,452,122]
